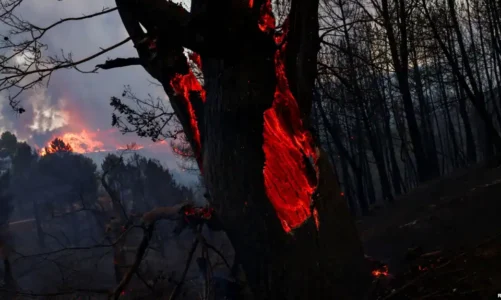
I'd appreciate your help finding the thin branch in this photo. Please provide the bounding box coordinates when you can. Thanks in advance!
[112,225,155,300]
[96,57,141,70]
[168,227,202,300]
[1,37,131,80]
[31,7,117,32]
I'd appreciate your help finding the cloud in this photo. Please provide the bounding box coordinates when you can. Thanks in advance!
[28,88,69,133]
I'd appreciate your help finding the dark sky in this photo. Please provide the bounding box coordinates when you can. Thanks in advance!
[0,0,197,185]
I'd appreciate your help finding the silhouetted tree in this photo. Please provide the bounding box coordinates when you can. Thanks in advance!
[0,132,17,158]
[37,146,98,246]
[43,137,73,154]
[0,172,12,227]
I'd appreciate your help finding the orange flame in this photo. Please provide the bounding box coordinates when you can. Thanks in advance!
[55,131,104,153]
[38,130,107,156]
[37,130,148,156]
[372,265,389,277]
[169,70,206,170]
[261,3,319,233]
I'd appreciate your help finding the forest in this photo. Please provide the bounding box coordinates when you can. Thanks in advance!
[1,0,501,299]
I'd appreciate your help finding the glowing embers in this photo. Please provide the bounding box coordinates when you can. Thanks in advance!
[170,70,206,103]
[262,27,319,233]
[182,205,214,221]
[372,265,389,277]
[169,70,206,169]
[258,0,275,33]
[313,208,320,230]
[188,52,202,69]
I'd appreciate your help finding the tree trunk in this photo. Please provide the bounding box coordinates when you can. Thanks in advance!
[423,0,501,154]
[382,92,404,194]
[33,200,45,249]
[361,104,394,203]
[201,43,368,300]
[317,98,368,215]
[115,0,370,298]
[410,52,440,174]
[382,0,439,182]
[1,258,16,300]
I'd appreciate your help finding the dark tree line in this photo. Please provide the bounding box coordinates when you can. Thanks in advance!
[0,131,194,297]
[314,0,501,214]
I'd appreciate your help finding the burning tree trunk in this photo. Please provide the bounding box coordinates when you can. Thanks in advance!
[108,0,370,298]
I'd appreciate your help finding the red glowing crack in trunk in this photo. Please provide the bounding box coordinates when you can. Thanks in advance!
[169,63,206,170]
[188,51,202,70]
[259,1,320,233]
[258,0,275,33]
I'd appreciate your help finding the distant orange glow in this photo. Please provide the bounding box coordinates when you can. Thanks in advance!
[58,130,104,153]
[38,130,105,156]
[116,143,144,151]
[37,130,148,157]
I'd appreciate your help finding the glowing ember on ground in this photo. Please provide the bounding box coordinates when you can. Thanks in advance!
[260,1,319,233]
[372,265,389,277]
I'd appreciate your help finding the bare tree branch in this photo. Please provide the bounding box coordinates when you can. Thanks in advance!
[96,57,141,70]
[168,228,201,300]
[112,224,154,300]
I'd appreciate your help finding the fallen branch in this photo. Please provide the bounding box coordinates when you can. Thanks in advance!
[195,232,231,270]
[168,227,202,300]
[0,287,109,298]
[141,202,189,225]
[112,225,155,300]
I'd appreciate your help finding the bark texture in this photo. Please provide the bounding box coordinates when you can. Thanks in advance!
[114,0,370,298]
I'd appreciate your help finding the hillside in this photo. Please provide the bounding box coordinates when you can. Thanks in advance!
[361,162,501,299]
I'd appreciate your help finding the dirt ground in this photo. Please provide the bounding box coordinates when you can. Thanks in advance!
[360,162,501,299]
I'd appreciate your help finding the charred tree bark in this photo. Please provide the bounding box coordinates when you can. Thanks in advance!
[113,0,370,298]
[381,0,439,182]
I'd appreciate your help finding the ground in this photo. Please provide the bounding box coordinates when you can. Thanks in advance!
[360,161,501,299]
[5,160,501,299]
